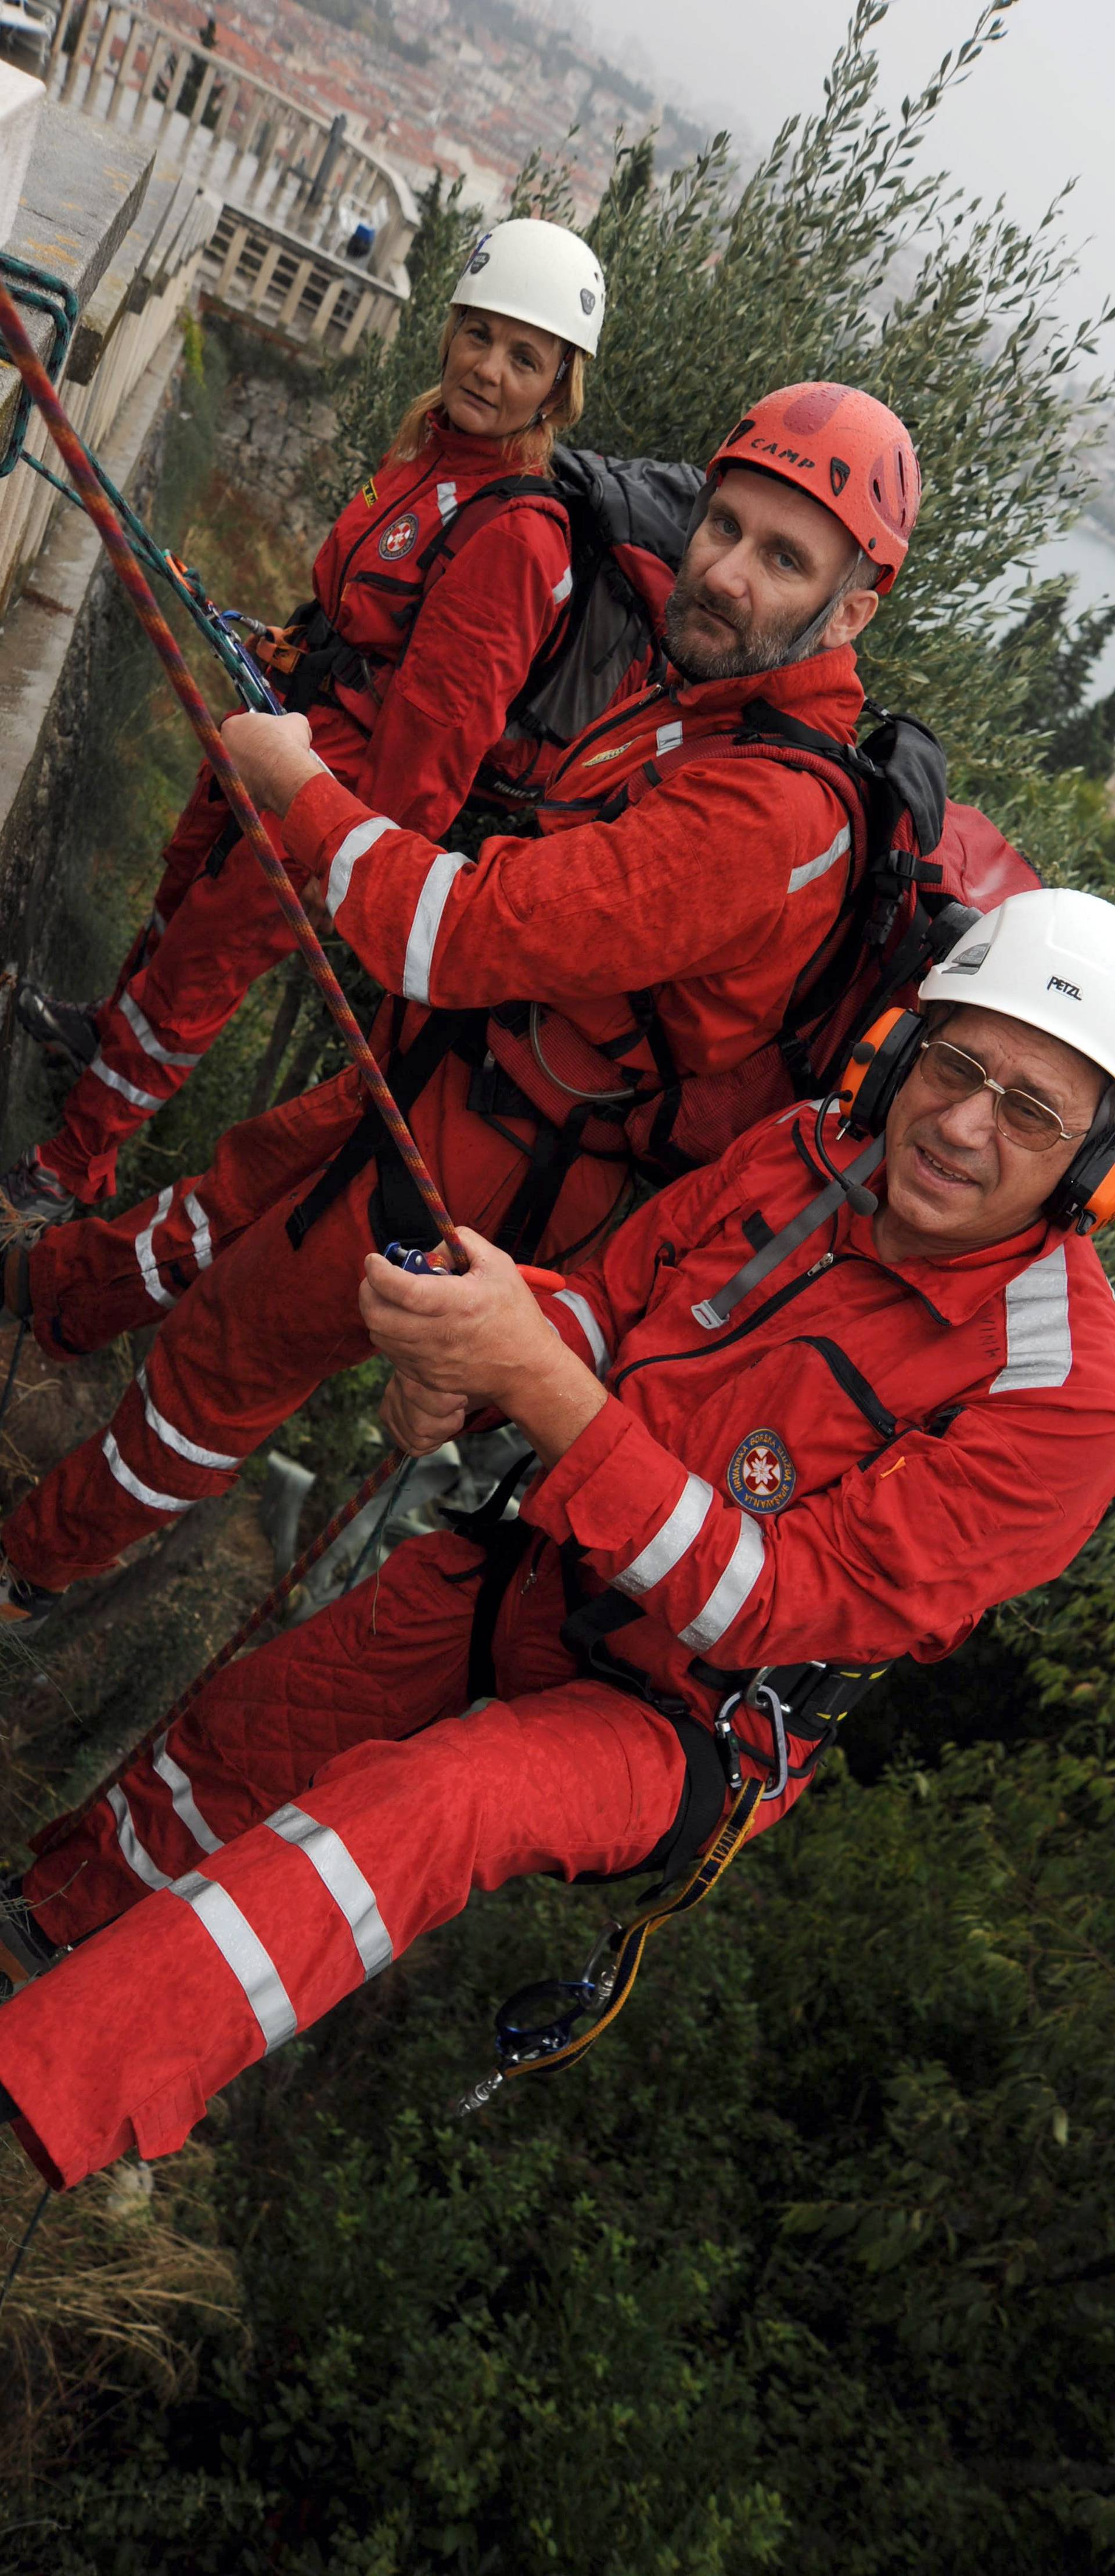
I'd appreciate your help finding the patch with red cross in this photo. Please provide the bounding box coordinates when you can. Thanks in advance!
[726,1428,796,1516]
[378,512,420,561]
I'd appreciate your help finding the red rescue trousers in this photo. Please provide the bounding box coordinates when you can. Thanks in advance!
[0,1530,769,2192]
[39,699,363,1202]
[7,1053,625,1591]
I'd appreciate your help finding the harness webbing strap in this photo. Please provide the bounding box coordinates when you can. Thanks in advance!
[286,1008,483,1251]
[691,1133,886,1329]
[502,1775,765,2084]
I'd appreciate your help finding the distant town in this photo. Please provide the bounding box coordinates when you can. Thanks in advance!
[150,0,716,217]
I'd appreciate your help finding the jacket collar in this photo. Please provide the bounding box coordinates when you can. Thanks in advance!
[664,644,864,743]
[843,1192,1059,1325]
[422,407,533,478]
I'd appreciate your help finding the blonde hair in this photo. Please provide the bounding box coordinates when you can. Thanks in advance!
[388,307,587,471]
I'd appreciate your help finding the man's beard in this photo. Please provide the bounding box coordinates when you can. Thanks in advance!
[663,571,808,681]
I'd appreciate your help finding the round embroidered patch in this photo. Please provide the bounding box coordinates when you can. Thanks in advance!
[726,1428,796,1516]
[378,512,419,561]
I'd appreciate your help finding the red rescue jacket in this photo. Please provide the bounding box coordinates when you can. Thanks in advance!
[297,413,572,837]
[521,1101,1115,1824]
[282,645,869,1169]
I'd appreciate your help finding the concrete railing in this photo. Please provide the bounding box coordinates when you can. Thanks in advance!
[45,0,415,352]
[0,87,218,615]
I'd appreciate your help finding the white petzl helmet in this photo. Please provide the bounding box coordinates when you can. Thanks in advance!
[451,218,606,356]
[919,886,1115,1082]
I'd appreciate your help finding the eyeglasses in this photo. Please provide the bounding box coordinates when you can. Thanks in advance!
[916,1039,1090,1154]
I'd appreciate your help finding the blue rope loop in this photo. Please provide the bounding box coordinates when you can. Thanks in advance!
[0,251,78,482]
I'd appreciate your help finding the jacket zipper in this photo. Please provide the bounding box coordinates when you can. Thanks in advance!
[612,1248,841,1392]
[544,680,671,790]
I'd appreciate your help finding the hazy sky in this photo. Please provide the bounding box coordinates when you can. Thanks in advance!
[585,0,1115,339]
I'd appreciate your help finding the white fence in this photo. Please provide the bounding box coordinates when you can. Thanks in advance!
[46,1,415,352]
[0,96,218,615]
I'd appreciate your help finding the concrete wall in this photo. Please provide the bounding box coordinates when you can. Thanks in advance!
[0,92,220,1141]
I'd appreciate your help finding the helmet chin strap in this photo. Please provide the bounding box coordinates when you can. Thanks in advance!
[778,560,868,666]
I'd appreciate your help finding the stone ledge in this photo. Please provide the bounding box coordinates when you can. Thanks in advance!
[0,103,154,444]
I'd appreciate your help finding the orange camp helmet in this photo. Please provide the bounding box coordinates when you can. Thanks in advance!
[708,382,920,592]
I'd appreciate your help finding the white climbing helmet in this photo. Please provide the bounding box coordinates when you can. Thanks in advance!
[919,887,1115,1082]
[451,217,606,357]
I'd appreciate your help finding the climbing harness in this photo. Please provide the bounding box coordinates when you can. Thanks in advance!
[0,251,280,714]
[454,1616,890,2108]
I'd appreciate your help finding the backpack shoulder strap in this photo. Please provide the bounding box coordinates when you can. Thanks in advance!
[386,475,569,654]
[413,475,567,582]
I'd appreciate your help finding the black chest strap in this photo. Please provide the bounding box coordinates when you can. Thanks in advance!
[286,1008,485,1252]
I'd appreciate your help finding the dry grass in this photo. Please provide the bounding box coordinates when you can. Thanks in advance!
[0,2130,243,2488]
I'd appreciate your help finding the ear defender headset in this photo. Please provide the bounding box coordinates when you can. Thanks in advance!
[1047,1097,1115,1234]
[825,1007,1115,1236]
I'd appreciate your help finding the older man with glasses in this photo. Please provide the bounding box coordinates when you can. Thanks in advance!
[1,887,1114,2194]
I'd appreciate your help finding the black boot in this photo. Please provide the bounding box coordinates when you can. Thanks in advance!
[16,983,99,1075]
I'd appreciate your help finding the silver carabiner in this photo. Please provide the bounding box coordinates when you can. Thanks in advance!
[748,1678,790,1803]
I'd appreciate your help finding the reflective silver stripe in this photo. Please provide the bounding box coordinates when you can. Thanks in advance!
[169,1870,297,2053]
[102,1428,193,1514]
[149,906,167,937]
[787,824,850,894]
[89,1051,163,1114]
[990,1243,1072,1393]
[118,989,202,1069]
[135,1184,176,1310]
[679,1516,765,1649]
[656,719,683,755]
[553,1288,610,1379]
[265,1803,393,1978]
[108,1785,171,1889]
[614,1473,714,1598]
[402,849,470,1003]
[136,1364,239,1473]
[436,478,458,523]
[326,815,395,918]
[552,565,573,605]
[152,1731,224,1856]
[184,1189,213,1271]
